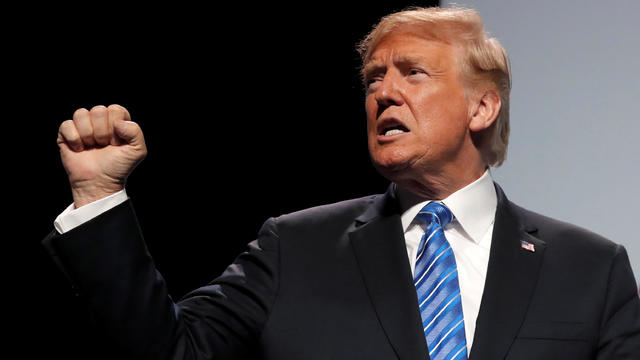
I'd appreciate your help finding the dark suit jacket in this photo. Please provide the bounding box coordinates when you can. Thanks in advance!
[43,184,640,359]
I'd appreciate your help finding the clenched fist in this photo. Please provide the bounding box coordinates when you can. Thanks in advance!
[57,105,147,208]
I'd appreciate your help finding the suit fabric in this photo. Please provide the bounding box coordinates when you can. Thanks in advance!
[43,184,640,359]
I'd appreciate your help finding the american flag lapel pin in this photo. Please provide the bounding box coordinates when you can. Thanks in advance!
[521,240,535,252]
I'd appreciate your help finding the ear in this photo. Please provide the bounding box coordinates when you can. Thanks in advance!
[469,89,501,132]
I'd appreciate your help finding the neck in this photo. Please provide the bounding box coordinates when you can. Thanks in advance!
[394,162,488,201]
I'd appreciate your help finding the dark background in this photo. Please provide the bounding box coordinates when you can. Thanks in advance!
[12,1,438,357]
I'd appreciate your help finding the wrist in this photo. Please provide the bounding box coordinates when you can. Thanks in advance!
[71,181,124,208]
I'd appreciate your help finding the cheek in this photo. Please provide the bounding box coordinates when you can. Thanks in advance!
[365,96,378,132]
[413,92,468,132]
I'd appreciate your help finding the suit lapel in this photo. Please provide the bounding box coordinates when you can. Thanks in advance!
[469,185,546,360]
[349,186,429,360]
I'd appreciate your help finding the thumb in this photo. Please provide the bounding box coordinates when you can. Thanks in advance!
[113,120,144,146]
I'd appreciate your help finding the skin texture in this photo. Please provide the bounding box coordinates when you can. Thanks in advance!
[363,29,501,200]
[57,104,147,208]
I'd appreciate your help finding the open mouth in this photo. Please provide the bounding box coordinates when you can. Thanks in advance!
[378,118,410,136]
[381,126,409,136]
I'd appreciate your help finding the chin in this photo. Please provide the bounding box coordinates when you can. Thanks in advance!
[371,156,413,183]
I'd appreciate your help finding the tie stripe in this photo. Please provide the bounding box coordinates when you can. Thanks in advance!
[449,344,468,360]
[414,202,468,360]
[423,292,461,330]
[418,266,457,308]
[416,228,441,261]
[414,246,452,287]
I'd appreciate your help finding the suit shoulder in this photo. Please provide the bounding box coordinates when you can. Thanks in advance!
[511,202,620,253]
[269,194,381,232]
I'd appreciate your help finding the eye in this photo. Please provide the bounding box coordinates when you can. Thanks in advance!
[367,77,382,85]
[365,76,383,91]
[406,68,429,83]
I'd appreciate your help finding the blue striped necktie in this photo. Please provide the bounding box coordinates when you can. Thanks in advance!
[414,202,468,360]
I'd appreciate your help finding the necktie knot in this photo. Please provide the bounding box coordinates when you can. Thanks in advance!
[416,202,453,228]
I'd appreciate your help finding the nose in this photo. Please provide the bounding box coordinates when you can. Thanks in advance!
[374,72,404,109]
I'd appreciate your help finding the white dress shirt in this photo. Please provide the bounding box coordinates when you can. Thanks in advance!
[396,169,497,350]
[54,190,129,233]
[54,170,497,351]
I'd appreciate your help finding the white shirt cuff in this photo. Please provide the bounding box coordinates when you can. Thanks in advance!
[54,190,129,234]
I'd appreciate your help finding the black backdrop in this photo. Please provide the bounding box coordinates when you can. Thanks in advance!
[14,1,438,358]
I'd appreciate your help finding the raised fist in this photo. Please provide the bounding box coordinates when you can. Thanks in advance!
[57,105,147,207]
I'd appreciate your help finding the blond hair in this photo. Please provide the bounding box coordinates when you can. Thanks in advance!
[357,6,511,167]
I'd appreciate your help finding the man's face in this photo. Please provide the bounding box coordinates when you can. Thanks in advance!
[364,31,473,182]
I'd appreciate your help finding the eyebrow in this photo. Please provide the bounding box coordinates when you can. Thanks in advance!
[362,54,434,77]
[362,60,385,78]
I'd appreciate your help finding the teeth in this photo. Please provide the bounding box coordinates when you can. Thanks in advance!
[384,129,405,136]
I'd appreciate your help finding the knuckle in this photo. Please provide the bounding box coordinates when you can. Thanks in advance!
[59,119,74,131]
[60,122,80,143]
[90,105,107,114]
[73,107,89,119]
[107,104,126,119]
[110,104,131,120]
[107,104,124,112]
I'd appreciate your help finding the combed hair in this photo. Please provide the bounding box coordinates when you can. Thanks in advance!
[357,6,511,167]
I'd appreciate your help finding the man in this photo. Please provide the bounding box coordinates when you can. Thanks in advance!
[45,6,639,360]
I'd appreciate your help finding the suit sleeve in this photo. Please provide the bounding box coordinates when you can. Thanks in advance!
[596,244,640,359]
[42,200,280,359]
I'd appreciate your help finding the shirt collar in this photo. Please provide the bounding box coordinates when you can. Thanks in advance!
[397,169,497,244]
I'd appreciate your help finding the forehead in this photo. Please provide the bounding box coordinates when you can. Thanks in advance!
[365,31,457,70]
